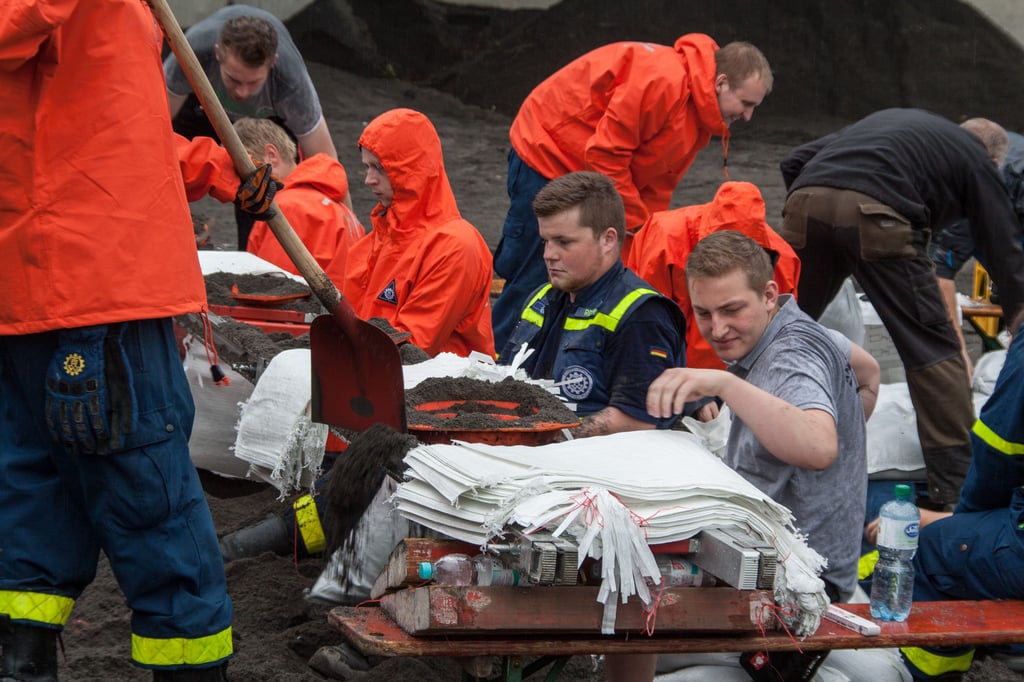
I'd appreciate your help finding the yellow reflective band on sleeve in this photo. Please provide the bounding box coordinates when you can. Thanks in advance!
[901,645,974,677]
[972,418,1024,455]
[131,625,233,667]
[858,549,879,580]
[521,285,552,327]
[0,590,74,627]
[293,494,325,554]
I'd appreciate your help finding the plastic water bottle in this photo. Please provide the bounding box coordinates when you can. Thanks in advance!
[644,555,714,588]
[870,484,920,621]
[418,553,528,586]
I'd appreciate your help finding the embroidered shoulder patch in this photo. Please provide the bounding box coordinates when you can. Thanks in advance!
[377,280,398,305]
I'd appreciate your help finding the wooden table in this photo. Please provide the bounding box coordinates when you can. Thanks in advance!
[329,600,1024,681]
[961,302,1005,351]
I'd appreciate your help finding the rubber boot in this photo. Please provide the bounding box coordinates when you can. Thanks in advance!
[219,513,292,562]
[152,662,229,681]
[0,616,58,682]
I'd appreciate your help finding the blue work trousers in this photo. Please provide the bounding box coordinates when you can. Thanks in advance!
[490,149,552,352]
[0,318,231,665]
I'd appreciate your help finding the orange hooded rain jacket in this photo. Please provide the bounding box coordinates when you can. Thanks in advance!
[0,1,208,335]
[342,109,495,358]
[246,154,366,281]
[625,182,801,370]
[510,34,728,238]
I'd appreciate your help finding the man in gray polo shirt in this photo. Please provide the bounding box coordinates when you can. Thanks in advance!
[647,230,884,680]
[649,229,874,599]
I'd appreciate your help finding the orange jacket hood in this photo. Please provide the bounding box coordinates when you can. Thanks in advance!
[248,154,364,280]
[345,109,494,357]
[674,34,730,141]
[358,108,462,238]
[626,181,800,370]
[695,181,770,240]
[284,152,350,203]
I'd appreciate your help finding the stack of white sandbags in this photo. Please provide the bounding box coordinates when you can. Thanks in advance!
[393,430,828,636]
[233,348,327,496]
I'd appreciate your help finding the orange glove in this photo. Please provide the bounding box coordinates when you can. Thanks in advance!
[235,161,283,219]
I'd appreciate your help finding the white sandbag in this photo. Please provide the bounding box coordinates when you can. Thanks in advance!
[182,332,254,479]
[307,477,411,605]
[233,348,327,496]
[865,383,926,477]
[819,278,866,347]
[394,431,828,636]
[972,349,1006,396]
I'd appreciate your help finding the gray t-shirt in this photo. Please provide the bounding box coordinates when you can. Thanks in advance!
[724,295,867,599]
[163,5,323,138]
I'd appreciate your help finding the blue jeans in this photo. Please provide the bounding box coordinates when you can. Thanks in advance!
[491,149,552,353]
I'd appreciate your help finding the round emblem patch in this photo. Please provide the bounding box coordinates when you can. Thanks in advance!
[559,365,593,401]
[63,353,86,376]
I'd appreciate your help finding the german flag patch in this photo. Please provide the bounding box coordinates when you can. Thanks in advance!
[649,347,668,359]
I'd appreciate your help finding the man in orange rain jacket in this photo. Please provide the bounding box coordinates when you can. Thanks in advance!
[490,35,773,351]
[233,117,366,281]
[342,108,495,358]
[0,1,266,678]
[626,181,801,371]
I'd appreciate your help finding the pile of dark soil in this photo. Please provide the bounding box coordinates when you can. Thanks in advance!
[204,272,323,313]
[295,0,1024,132]
[405,376,577,429]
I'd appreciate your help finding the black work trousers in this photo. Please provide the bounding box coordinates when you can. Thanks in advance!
[781,186,973,506]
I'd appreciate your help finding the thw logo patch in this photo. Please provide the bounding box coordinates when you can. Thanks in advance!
[377,280,398,305]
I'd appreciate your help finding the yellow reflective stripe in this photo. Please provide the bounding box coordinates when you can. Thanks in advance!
[901,645,974,676]
[293,494,325,553]
[0,590,74,626]
[132,626,233,667]
[972,418,1024,455]
[521,285,552,327]
[858,549,879,580]
[562,288,656,333]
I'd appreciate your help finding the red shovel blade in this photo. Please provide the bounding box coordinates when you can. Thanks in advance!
[310,315,407,432]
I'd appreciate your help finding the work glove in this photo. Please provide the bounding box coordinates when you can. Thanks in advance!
[44,324,138,456]
[235,161,283,220]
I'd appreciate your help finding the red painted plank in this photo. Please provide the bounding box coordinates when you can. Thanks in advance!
[329,600,1024,658]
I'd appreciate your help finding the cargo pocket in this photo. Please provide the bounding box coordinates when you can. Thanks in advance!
[779,191,811,249]
[858,204,915,259]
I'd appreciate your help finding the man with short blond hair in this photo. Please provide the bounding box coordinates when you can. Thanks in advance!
[233,118,365,284]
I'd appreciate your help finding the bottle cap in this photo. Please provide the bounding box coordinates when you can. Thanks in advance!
[894,483,912,500]
[418,561,433,580]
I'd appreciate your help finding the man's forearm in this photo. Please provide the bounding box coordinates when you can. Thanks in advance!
[575,406,655,438]
[297,117,338,160]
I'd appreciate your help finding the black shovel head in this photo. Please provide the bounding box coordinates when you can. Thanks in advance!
[310,314,407,432]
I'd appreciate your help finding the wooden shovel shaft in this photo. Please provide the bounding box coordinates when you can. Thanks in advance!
[147,0,356,331]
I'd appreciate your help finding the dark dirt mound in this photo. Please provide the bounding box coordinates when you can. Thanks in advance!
[204,272,323,313]
[292,0,1024,131]
[406,375,578,429]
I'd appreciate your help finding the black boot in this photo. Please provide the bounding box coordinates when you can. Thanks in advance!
[152,662,228,681]
[0,616,58,682]
[219,513,292,562]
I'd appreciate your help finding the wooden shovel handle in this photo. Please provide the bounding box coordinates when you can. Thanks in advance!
[148,0,357,329]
